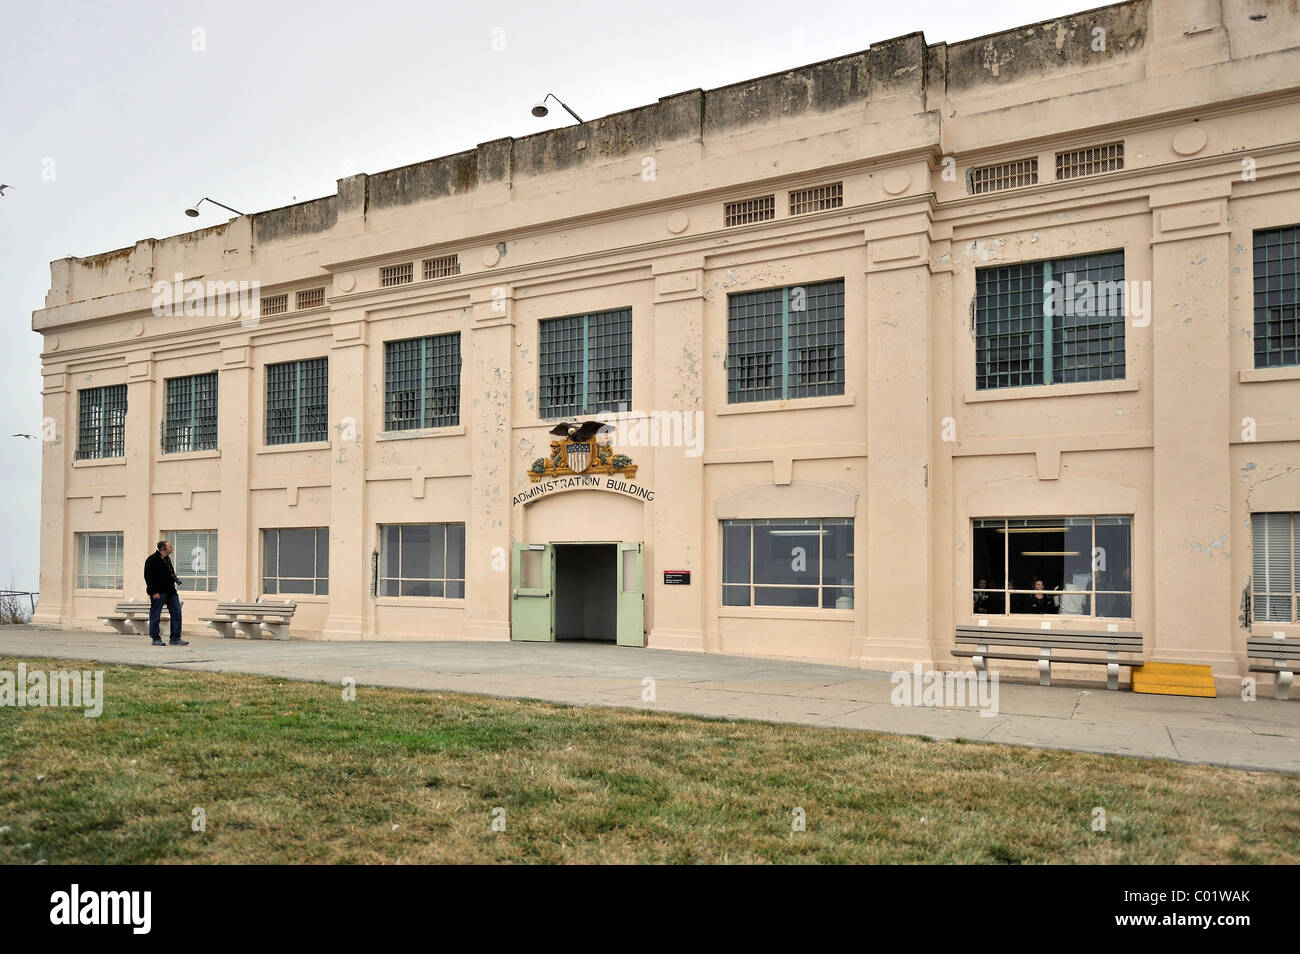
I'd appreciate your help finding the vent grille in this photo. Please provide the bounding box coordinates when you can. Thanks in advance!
[381,263,414,287]
[296,287,325,310]
[260,294,288,317]
[423,255,461,280]
[724,195,775,228]
[789,183,843,216]
[1056,142,1124,180]
[967,157,1039,194]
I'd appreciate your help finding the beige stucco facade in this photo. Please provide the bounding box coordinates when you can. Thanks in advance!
[31,0,1300,689]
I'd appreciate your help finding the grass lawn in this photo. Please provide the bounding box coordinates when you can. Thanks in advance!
[0,656,1298,864]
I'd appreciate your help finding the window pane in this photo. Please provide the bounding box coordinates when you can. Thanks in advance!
[821,519,853,587]
[400,525,433,579]
[278,530,315,578]
[754,586,818,608]
[382,525,400,579]
[822,586,854,609]
[263,531,277,579]
[1094,516,1133,594]
[445,580,465,599]
[722,522,751,584]
[446,524,466,580]
[316,528,329,577]
[722,585,750,607]
[753,519,821,585]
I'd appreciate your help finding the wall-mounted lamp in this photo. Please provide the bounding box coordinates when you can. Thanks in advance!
[530,93,584,124]
[185,197,244,218]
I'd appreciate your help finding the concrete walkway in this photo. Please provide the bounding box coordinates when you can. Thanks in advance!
[3,625,1299,774]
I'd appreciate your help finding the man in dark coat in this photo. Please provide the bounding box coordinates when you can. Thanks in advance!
[144,540,187,646]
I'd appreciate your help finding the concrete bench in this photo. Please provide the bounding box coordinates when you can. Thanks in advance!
[1246,635,1300,700]
[953,623,1144,691]
[99,599,172,636]
[200,600,297,640]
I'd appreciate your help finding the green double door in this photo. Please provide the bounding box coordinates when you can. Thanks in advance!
[510,541,644,646]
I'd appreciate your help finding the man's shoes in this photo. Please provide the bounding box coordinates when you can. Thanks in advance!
[169,638,189,646]
[151,638,165,646]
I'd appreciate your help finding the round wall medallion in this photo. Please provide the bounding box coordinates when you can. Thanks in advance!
[1171,126,1208,156]
[666,211,689,234]
[482,246,501,268]
[46,334,59,351]
[131,320,145,337]
[882,169,911,195]
[336,273,355,293]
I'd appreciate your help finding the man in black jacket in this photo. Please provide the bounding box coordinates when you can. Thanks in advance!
[144,540,187,646]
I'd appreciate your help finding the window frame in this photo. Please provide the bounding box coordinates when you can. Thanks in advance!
[720,517,854,609]
[1252,512,1299,623]
[377,523,467,599]
[726,278,846,404]
[971,515,1134,619]
[537,308,632,419]
[1252,225,1300,369]
[163,372,219,454]
[973,251,1127,391]
[75,385,127,460]
[382,333,462,432]
[261,527,329,596]
[265,358,329,446]
[76,531,124,590]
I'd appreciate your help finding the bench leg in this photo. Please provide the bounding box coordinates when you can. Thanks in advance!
[101,619,134,635]
[206,620,236,638]
[1276,669,1293,702]
[1038,650,1052,687]
[261,623,290,640]
[125,618,150,636]
[1106,663,1120,691]
[233,621,262,639]
[972,645,987,675]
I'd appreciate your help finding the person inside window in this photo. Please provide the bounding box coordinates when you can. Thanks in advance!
[973,578,991,614]
[1025,577,1059,615]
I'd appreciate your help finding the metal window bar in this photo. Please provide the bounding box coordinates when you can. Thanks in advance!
[967,157,1039,194]
[1056,142,1124,180]
[1253,512,1298,623]
[381,263,414,287]
[260,294,288,317]
[727,280,844,402]
[788,279,846,398]
[789,182,844,216]
[296,287,325,310]
[385,334,460,430]
[423,255,461,280]
[1254,225,1300,368]
[538,310,630,418]
[724,195,775,227]
[975,252,1125,390]
[164,372,218,453]
[76,385,127,460]
[266,358,328,444]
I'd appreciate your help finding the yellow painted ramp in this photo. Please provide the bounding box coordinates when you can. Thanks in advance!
[1131,662,1216,697]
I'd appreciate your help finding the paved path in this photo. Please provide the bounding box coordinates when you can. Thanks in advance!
[3,626,1298,773]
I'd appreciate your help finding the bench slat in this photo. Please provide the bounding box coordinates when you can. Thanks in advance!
[953,650,1143,667]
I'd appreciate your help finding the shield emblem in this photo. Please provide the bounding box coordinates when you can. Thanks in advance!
[566,441,591,474]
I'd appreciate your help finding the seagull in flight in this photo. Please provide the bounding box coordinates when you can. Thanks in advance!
[12,433,38,439]
[0,185,12,196]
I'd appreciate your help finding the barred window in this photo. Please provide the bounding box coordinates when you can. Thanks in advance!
[265,358,328,445]
[423,255,460,280]
[727,279,845,403]
[539,308,632,418]
[379,524,466,598]
[261,294,288,317]
[384,333,461,431]
[967,157,1039,194]
[381,263,414,287]
[789,183,843,216]
[76,385,127,460]
[262,528,328,595]
[76,531,124,590]
[973,516,1132,618]
[724,195,775,227]
[1253,226,1300,368]
[163,529,218,593]
[1056,142,1124,180]
[296,287,325,310]
[722,518,854,609]
[1253,512,1299,623]
[163,372,218,454]
[974,251,1126,390]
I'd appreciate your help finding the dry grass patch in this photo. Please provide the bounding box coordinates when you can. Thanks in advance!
[0,658,1297,863]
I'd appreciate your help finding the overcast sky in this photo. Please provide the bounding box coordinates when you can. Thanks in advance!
[0,0,1089,592]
